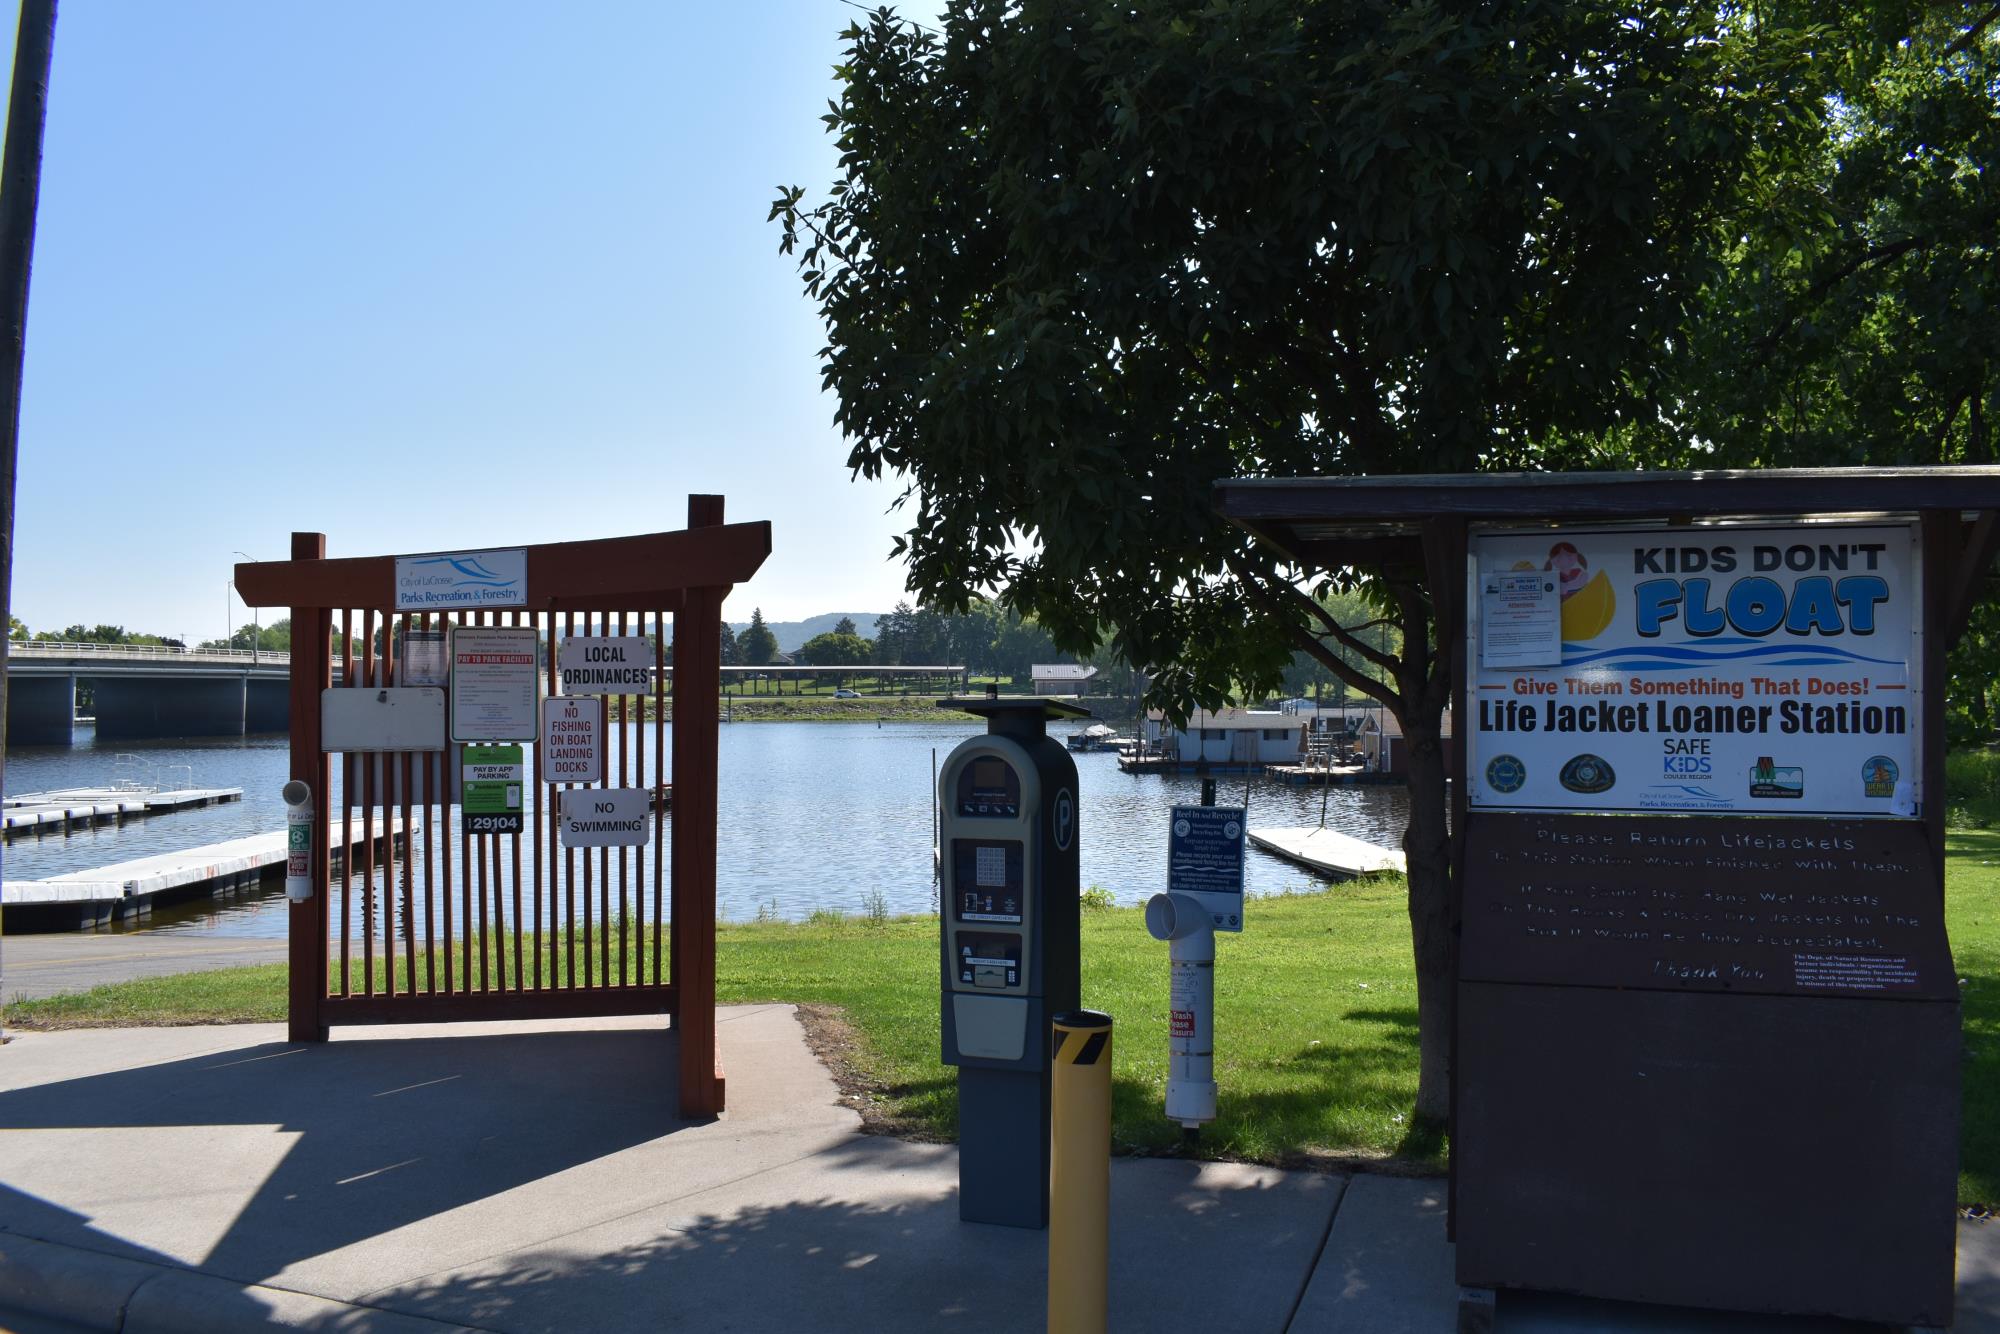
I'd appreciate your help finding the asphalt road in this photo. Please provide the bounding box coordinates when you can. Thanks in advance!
[0,934,286,1003]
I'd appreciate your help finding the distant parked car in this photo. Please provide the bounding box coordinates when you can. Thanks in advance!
[833,689,861,698]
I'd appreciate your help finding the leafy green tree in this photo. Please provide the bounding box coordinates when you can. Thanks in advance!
[718,621,741,667]
[7,615,25,640]
[833,616,858,637]
[775,0,1871,1122]
[987,611,1056,685]
[796,630,874,667]
[200,619,292,654]
[740,608,779,666]
[1592,6,2000,739]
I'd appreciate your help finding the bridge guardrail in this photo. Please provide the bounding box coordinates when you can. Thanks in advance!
[9,641,293,665]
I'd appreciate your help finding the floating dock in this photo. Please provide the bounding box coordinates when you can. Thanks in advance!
[1247,825,1405,879]
[1261,762,1400,787]
[2,786,243,839]
[1117,755,1263,775]
[5,817,413,931]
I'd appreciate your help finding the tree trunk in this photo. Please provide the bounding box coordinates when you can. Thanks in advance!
[1399,695,1454,1125]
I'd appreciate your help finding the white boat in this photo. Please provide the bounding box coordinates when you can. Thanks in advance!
[1067,723,1124,753]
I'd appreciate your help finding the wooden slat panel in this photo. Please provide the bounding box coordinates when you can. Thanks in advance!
[325,985,678,1026]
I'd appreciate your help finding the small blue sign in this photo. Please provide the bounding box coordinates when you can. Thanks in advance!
[1168,804,1246,932]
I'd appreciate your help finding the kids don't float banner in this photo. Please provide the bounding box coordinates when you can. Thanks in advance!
[1467,523,1922,817]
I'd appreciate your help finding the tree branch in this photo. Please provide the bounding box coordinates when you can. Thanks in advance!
[1750,235,1935,372]
[1943,2,2000,60]
[1228,550,1402,674]
[1226,553,1405,713]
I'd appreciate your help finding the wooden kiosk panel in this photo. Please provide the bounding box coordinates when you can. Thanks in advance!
[1211,471,2000,1327]
[1456,982,1960,1325]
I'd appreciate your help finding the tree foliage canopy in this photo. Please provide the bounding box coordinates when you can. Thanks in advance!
[776,0,2000,1121]
[775,0,1878,716]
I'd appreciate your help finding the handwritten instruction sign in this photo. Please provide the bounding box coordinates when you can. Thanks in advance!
[1460,814,1954,1000]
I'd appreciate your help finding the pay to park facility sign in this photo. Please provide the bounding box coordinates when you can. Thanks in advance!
[1468,522,1921,817]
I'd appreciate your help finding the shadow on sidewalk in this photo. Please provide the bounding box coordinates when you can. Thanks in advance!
[361,1133,1337,1334]
[0,1026,689,1286]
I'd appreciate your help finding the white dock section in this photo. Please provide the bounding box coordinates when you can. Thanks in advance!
[1247,825,1406,879]
[2,786,243,837]
[7,816,414,913]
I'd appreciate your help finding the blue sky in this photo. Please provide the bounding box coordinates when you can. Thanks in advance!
[7,1,932,643]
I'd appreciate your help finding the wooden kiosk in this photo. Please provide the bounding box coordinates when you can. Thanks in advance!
[1219,468,2000,1327]
[237,496,768,1119]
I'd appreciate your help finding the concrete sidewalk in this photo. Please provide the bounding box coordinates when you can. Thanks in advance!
[0,1008,1991,1333]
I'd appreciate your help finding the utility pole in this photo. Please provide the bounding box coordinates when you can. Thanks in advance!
[0,0,61,1039]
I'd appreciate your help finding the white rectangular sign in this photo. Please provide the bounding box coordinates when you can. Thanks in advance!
[1478,570,1562,669]
[321,686,447,753]
[560,788,651,847]
[449,626,540,742]
[394,548,528,611]
[399,629,450,686]
[1467,522,1921,817]
[540,695,604,784]
[557,636,654,695]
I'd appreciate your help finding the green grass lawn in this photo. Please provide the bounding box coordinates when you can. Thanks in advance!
[8,839,1997,1201]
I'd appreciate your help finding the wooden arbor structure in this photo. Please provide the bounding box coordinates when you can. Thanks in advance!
[1218,467,2000,1326]
[236,496,769,1118]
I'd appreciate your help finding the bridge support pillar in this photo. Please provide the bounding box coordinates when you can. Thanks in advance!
[6,673,76,746]
[94,676,247,740]
[247,677,289,733]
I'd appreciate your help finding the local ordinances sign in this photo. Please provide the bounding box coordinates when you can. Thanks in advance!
[557,637,653,694]
[1468,522,1919,817]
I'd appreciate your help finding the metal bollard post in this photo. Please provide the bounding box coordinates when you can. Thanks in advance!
[1049,1010,1112,1334]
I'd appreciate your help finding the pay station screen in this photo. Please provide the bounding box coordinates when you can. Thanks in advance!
[952,839,1024,923]
[956,757,1021,818]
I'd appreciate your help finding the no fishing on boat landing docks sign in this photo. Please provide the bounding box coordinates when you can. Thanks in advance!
[1466,521,1920,818]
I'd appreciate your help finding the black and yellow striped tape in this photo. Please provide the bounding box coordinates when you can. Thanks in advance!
[1052,1010,1113,1066]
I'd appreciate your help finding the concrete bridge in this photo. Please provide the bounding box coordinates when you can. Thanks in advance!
[6,642,293,745]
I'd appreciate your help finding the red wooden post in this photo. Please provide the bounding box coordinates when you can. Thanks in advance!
[673,494,726,1116]
[287,531,331,1042]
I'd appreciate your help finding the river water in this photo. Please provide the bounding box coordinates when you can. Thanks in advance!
[3,721,1407,938]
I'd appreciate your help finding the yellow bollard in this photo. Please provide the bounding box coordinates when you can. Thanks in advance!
[1049,1010,1112,1334]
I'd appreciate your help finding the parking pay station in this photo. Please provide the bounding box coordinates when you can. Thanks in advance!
[938,693,1088,1228]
